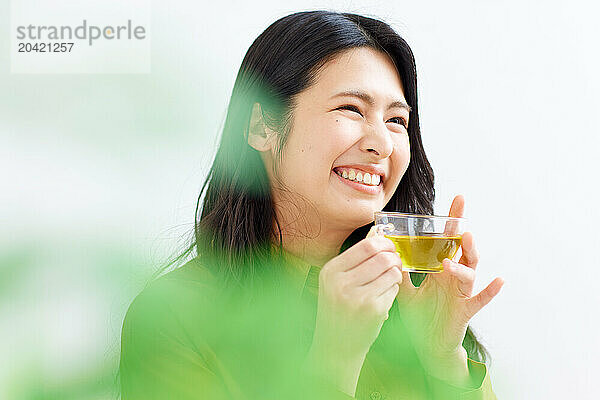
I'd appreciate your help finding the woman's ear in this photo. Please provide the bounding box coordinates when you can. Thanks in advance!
[247,102,277,152]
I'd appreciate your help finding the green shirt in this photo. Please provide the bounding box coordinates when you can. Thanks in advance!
[119,252,498,399]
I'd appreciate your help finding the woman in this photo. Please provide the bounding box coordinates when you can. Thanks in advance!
[119,10,504,400]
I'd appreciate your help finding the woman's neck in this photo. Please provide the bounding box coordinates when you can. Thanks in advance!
[271,192,358,267]
[277,233,342,267]
[273,213,354,267]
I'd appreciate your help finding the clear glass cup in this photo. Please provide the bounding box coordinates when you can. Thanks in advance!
[373,212,467,273]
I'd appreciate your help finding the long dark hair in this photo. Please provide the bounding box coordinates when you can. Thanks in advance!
[160,10,489,363]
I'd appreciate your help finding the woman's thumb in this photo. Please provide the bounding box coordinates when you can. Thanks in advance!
[366,225,378,238]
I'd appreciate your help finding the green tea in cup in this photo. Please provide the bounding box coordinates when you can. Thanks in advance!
[374,212,466,273]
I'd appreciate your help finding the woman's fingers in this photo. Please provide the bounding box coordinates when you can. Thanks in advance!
[458,231,479,271]
[380,283,400,320]
[366,225,377,238]
[331,235,396,273]
[348,250,402,286]
[444,195,465,235]
[448,194,465,218]
[446,196,478,271]
[361,266,402,296]
[443,259,475,297]
[466,277,505,318]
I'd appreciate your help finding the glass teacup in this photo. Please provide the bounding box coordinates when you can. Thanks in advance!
[374,212,467,273]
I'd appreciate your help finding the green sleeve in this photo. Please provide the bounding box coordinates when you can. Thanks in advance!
[424,358,498,400]
[357,299,500,399]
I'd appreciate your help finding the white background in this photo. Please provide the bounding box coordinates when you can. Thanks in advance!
[2,0,599,399]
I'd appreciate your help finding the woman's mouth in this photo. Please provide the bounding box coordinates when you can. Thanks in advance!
[332,167,383,194]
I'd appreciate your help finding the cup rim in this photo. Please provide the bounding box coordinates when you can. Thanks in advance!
[373,211,467,221]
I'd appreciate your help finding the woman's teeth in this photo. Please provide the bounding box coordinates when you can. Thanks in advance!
[335,168,381,186]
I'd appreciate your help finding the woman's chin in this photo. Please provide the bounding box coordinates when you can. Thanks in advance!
[329,202,380,227]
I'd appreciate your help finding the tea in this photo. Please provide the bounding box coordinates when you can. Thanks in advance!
[384,234,462,273]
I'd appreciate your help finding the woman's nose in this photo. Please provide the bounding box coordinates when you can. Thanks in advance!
[359,121,394,158]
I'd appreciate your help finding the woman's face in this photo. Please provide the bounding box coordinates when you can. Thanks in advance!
[270,46,411,233]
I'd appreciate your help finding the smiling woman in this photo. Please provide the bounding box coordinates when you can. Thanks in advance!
[118,10,500,400]
[247,46,413,264]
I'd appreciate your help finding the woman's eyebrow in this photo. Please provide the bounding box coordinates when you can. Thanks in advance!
[329,89,411,112]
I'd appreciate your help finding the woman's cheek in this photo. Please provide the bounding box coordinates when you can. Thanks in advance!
[332,124,363,150]
[394,135,410,161]
[316,122,355,153]
[384,139,410,190]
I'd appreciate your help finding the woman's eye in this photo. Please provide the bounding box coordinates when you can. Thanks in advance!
[388,117,408,128]
[337,105,363,116]
[337,105,408,128]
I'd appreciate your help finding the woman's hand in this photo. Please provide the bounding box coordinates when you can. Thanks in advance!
[303,233,404,396]
[310,234,404,357]
[392,195,504,385]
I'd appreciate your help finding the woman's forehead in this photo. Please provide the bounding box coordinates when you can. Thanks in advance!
[307,47,406,102]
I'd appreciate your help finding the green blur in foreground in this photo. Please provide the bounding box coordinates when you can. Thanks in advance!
[118,249,496,400]
[0,241,146,400]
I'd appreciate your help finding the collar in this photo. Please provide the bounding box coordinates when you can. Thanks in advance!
[274,246,322,299]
